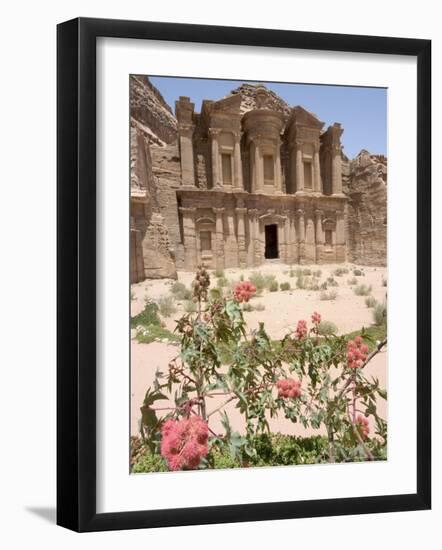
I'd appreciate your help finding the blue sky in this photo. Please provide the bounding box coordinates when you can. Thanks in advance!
[150,76,387,160]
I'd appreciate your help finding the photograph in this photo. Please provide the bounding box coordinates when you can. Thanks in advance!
[129,74,388,473]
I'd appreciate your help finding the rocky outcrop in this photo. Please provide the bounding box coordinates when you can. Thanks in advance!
[344,150,387,266]
[130,76,178,282]
[130,75,177,145]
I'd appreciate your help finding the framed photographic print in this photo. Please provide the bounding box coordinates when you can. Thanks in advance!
[57,17,431,532]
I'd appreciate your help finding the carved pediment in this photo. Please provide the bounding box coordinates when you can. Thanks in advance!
[212,94,242,114]
[293,106,324,129]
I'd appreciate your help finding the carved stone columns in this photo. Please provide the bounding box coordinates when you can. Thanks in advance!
[236,207,247,268]
[179,207,197,269]
[315,209,323,263]
[179,124,195,187]
[213,207,225,269]
[233,132,244,191]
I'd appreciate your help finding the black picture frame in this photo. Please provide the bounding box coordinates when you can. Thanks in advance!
[57,17,431,532]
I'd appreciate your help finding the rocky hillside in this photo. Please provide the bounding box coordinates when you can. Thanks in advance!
[344,150,387,266]
[130,76,178,281]
[130,75,177,146]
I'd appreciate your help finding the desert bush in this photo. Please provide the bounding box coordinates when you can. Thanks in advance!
[131,301,160,328]
[347,277,358,286]
[296,276,305,289]
[263,274,277,290]
[373,302,387,326]
[320,281,328,290]
[268,280,279,292]
[183,300,197,313]
[157,295,177,318]
[313,270,322,278]
[131,291,136,301]
[302,268,312,276]
[320,289,338,301]
[254,303,266,311]
[353,268,364,276]
[354,284,372,296]
[280,282,291,291]
[170,281,192,301]
[365,296,377,308]
[214,268,225,278]
[334,267,349,276]
[326,276,339,287]
[135,325,179,345]
[317,320,338,336]
[382,277,387,287]
[310,280,320,291]
[242,302,254,312]
[216,276,229,288]
[250,271,266,294]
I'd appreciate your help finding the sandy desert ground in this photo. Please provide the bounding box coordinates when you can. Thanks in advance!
[130,263,387,438]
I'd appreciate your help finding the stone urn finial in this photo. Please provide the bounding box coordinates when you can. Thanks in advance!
[256,85,267,109]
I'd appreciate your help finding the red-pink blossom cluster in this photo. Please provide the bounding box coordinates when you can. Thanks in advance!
[311,311,321,325]
[233,281,257,303]
[295,319,308,339]
[347,335,369,369]
[276,378,302,399]
[355,414,370,439]
[160,415,209,471]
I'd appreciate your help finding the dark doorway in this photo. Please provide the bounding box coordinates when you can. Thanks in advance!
[265,224,279,259]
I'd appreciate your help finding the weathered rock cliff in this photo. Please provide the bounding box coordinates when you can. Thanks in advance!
[344,150,387,266]
[130,76,178,281]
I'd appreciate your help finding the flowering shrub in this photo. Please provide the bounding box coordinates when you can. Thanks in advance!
[311,311,321,325]
[233,280,257,303]
[138,266,387,471]
[160,416,209,470]
[355,414,370,440]
[276,378,302,399]
[295,319,308,339]
[347,335,369,369]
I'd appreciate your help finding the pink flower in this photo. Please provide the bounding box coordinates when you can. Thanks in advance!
[311,311,321,325]
[355,414,370,439]
[233,281,257,303]
[346,337,369,369]
[276,378,302,399]
[295,320,308,339]
[160,416,209,471]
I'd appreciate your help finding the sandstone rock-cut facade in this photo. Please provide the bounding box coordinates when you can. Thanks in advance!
[130,77,387,281]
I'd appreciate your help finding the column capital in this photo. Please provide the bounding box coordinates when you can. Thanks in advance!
[248,208,259,218]
[235,207,247,215]
[315,208,324,216]
[213,207,225,215]
[208,128,221,137]
[297,208,305,215]
[179,123,195,134]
